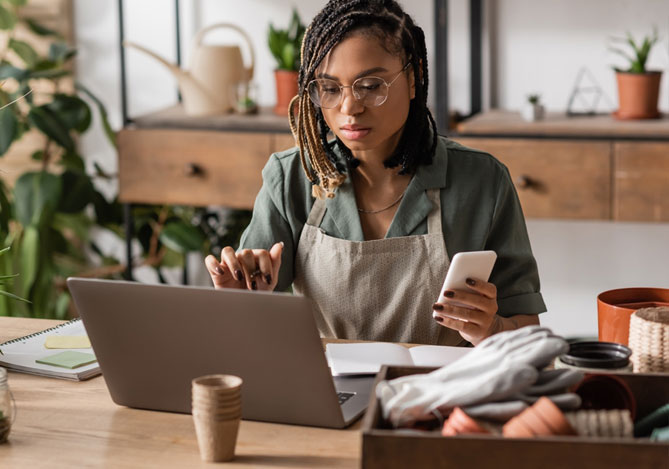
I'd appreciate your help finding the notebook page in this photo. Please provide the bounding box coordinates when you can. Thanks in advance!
[0,319,100,380]
[326,342,413,375]
[408,345,471,368]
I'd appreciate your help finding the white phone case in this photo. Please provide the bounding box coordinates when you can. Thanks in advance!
[436,250,497,311]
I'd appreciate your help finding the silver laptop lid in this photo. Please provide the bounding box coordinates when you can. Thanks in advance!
[67,278,346,428]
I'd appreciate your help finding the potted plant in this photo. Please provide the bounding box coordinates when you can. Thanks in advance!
[268,8,305,116]
[610,29,662,119]
[521,94,545,122]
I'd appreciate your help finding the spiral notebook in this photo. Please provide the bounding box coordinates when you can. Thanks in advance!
[0,319,100,381]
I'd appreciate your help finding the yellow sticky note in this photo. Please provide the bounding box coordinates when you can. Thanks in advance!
[44,335,91,349]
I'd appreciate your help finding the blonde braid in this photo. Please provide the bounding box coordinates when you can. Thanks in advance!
[289,25,346,200]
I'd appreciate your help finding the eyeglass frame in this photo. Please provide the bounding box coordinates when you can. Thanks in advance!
[307,62,411,109]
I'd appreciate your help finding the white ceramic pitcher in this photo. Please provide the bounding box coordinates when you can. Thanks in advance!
[124,23,255,116]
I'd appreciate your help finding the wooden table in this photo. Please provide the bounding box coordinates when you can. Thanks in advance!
[0,318,361,468]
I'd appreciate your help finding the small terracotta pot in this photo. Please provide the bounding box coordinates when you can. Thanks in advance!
[614,71,662,120]
[274,69,299,116]
[572,373,636,420]
[597,288,669,345]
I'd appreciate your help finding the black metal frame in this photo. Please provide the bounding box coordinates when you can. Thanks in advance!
[433,0,484,135]
[119,0,183,281]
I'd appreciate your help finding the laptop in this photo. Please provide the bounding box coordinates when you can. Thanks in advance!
[67,278,373,428]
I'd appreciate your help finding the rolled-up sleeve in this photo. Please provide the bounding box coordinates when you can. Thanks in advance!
[486,164,546,317]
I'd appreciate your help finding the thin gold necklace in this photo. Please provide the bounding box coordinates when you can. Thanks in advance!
[357,191,406,214]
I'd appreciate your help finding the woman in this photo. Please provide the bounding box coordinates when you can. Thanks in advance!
[205,0,546,346]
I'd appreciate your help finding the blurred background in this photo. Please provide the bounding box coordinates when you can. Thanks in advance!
[0,0,668,339]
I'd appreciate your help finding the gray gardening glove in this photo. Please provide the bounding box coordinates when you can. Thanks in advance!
[377,326,569,427]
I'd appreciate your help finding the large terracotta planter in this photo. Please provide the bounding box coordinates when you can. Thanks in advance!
[597,287,669,345]
[614,71,662,119]
[273,70,298,116]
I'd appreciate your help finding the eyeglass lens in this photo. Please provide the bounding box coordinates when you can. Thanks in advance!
[308,77,388,109]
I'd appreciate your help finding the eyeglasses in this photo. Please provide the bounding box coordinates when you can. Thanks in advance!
[307,63,410,109]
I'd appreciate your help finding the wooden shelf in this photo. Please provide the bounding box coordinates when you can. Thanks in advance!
[455,109,669,140]
[128,104,292,133]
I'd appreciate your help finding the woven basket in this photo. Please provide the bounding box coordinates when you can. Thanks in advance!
[628,307,669,373]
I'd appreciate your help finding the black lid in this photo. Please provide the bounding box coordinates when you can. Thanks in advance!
[559,341,632,369]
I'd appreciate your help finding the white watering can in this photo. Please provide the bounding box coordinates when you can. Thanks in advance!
[124,23,255,116]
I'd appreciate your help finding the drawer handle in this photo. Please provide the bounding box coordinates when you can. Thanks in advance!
[515,175,533,190]
[183,163,203,177]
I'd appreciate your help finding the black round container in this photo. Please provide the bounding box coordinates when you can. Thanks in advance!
[559,341,632,369]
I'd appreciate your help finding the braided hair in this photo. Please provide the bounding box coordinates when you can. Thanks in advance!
[288,0,438,199]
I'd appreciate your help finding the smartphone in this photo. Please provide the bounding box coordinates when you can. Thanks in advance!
[436,250,497,310]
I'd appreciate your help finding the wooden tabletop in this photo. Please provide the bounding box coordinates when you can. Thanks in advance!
[455,109,669,139]
[0,317,361,468]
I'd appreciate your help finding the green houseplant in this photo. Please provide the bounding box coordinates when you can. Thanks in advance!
[268,8,305,116]
[610,29,662,119]
[0,1,250,319]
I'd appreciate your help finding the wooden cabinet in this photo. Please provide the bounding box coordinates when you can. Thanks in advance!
[614,142,669,222]
[454,138,611,219]
[118,106,294,210]
[455,110,669,222]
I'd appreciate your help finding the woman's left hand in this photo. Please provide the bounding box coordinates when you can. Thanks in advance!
[432,277,500,346]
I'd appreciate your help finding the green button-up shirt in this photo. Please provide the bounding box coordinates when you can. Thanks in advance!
[239,135,546,317]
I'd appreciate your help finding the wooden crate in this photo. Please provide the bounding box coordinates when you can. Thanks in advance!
[362,366,669,469]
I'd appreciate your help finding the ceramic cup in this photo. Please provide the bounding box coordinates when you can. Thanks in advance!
[597,287,669,345]
[191,374,243,462]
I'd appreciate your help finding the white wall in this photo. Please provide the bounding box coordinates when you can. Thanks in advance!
[73,0,669,338]
[493,0,669,113]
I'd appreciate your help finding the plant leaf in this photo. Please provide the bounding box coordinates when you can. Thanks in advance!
[0,4,16,30]
[25,18,61,37]
[0,106,17,156]
[9,38,39,68]
[48,43,76,63]
[159,221,205,253]
[46,94,92,133]
[57,169,95,213]
[27,105,75,152]
[59,151,85,171]
[54,291,69,319]
[0,177,12,235]
[14,171,62,227]
[0,62,28,81]
[6,0,28,6]
[19,225,39,296]
[75,82,117,147]
[0,288,31,303]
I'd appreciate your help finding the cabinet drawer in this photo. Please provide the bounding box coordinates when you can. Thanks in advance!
[614,142,669,222]
[454,138,611,219]
[119,129,272,209]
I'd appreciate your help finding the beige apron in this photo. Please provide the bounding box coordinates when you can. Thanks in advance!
[294,188,467,346]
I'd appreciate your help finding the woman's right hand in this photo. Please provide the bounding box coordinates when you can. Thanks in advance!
[205,242,284,291]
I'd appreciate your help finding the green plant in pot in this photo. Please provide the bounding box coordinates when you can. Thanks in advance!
[0,2,251,319]
[268,8,305,116]
[610,29,662,119]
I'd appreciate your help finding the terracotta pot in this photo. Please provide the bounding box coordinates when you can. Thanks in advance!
[572,373,636,420]
[274,70,299,116]
[614,71,662,120]
[597,287,669,345]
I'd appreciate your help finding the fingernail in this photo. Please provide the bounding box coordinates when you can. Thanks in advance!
[434,316,443,323]
[279,241,284,248]
[433,303,444,311]
[215,265,224,275]
[466,278,476,286]
[236,270,243,281]
[265,274,272,284]
[251,280,257,290]
[444,290,455,298]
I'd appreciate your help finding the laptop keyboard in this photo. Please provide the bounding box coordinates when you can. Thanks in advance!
[337,391,355,406]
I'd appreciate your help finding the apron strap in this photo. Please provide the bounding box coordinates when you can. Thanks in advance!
[306,198,327,227]
[426,188,443,235]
